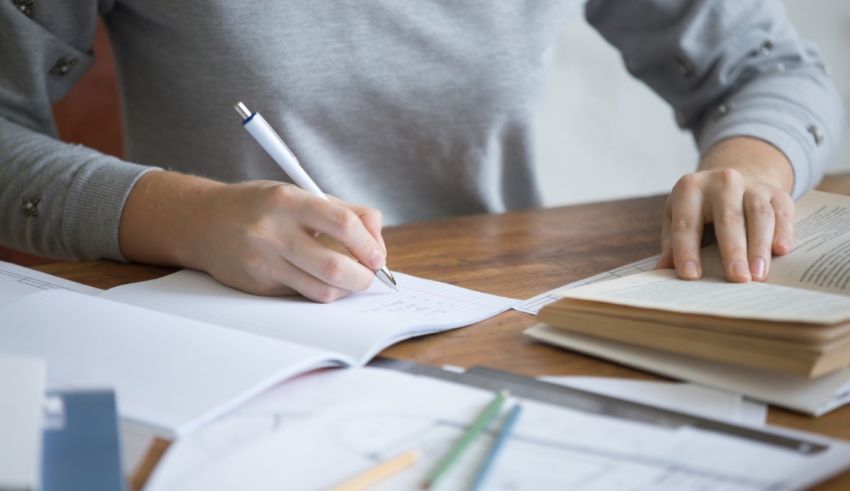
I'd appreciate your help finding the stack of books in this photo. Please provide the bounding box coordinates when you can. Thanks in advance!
[527,191,850,414]
[535,269,850,378]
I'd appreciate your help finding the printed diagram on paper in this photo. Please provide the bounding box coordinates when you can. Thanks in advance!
[147,368,824,491]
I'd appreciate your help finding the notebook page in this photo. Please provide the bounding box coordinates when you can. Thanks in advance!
[102,271,516,364]
[0,260,100,307]
[0,289,342,436]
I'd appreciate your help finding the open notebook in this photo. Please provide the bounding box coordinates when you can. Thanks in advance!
[0,263,515,436]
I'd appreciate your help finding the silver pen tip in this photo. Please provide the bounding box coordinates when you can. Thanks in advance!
[377,266,398,291]
[234,102,252,120]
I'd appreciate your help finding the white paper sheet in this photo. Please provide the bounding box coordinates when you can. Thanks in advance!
[146,368,850,491]
[0,260,99,307]
[514,255,659,314]
[526,325,850,416]
[102,270,517,364]
[540,376,766,426]
[0,355,45,490]
[0,290,341,436]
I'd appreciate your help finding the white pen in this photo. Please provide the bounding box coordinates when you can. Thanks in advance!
[234,101,398,291]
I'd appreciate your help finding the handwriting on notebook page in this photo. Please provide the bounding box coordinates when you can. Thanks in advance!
[361,293,451,316]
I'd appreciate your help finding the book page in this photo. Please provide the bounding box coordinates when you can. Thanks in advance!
[768,191,850,294]
[701,191,850,296]
[102,270,516,365]
[559,269,850,324]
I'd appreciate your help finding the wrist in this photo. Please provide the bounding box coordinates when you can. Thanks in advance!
[118,170,225,268]
[699,136,794,193]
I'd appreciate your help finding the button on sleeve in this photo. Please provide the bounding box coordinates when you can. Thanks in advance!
[48,56,79,76]
[12,0,34,16]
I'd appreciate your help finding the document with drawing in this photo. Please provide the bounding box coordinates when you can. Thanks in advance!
[145,367,850,491]
[0,269,515,435]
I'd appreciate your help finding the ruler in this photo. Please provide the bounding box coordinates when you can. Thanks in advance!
[371,357,829,455]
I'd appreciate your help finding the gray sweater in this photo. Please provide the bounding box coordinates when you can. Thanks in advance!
[0,0,843,261]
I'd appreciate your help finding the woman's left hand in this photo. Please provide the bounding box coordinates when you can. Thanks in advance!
[656,137,796,282]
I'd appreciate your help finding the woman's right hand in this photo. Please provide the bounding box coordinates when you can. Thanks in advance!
[118,171,387,302]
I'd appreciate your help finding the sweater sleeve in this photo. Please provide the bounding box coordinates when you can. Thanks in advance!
[0,0,156,260]
[585,0,844,199]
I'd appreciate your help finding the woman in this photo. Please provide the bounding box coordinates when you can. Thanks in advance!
[0,0,842,301]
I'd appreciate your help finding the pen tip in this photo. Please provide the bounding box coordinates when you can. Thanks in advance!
[377,267,398,291]
[234,102,252,120]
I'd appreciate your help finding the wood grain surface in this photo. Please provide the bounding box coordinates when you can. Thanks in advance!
[35,193,850,490]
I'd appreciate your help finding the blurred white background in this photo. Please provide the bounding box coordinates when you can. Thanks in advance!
[535,0,850,206]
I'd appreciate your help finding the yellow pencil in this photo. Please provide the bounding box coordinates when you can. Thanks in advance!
[328,449,421,491]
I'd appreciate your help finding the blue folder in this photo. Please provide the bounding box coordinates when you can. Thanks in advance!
[41,390,126,491]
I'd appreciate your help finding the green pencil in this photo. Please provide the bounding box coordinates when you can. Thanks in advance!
[420,390,509,490]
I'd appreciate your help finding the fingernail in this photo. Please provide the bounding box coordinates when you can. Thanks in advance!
[368,249,384,269]
[732,260,750,280]
[751,257,766,280]
[682,261,699,279]
[776,238,790,252]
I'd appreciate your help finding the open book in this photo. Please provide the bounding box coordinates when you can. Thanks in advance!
[536,191,850,378]
[0,263,514,436]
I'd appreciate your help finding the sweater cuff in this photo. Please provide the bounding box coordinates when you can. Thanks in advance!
[696,75,842,200]
[698,118,811,199]
[62,158,159,261]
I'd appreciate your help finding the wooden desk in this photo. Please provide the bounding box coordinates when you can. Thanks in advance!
[36,194,850,490]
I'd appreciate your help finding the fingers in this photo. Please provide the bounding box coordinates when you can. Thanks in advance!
[711,173,751,283]
[330,197,387,254]
[668,176,704,280]
[771,192,795,255]
[282,228,375,293]
[656,202,674,270]
[295,196,386,270]
[662,169,795,285]
[271,258,352,303]
[209,251,352,303]
[656,197,675,270]
[743,190,775,281]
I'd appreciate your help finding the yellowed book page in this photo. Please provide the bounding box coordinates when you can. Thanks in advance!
[701,191,850,295]
[558,269,850,324]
